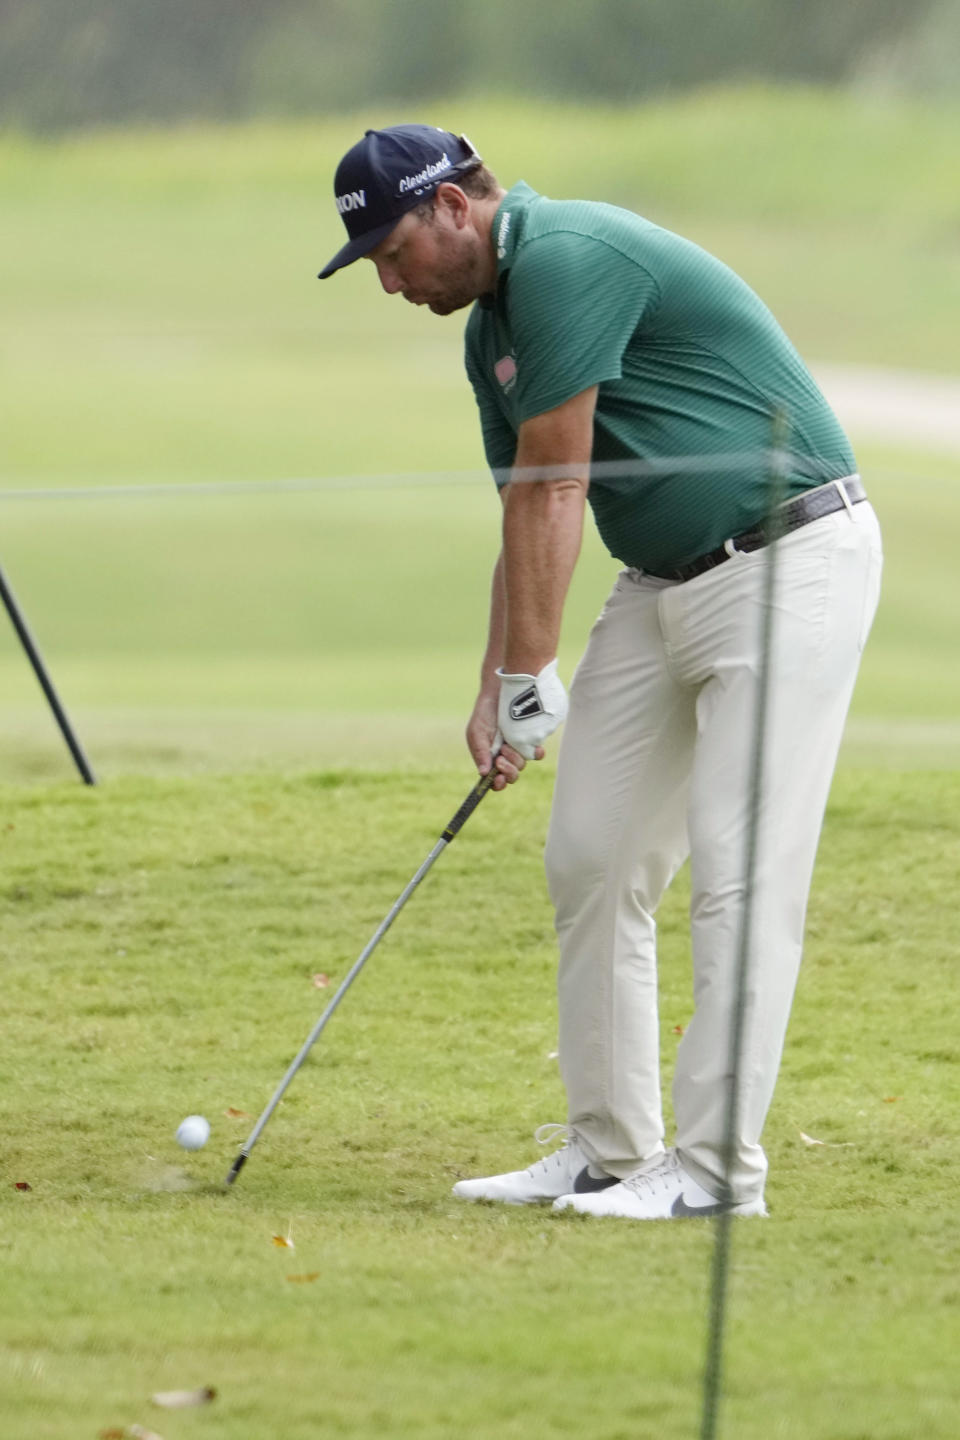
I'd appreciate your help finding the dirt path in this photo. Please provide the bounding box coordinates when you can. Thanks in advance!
[813,364,960,455]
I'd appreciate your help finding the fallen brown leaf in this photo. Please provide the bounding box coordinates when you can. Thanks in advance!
[224,1107,250,1119]
[798,1128,855,1149]
[883,1096,900,1104]
[672,1025,685,1036]
[151,1387,216,1410]
[287,1272,320,1284]
[272,1233,295,1249]
[312,973,330,988]
[98,1429,165,1440]
[14,1181,32,1191]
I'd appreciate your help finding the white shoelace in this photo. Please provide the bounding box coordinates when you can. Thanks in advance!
[527,1123,576,1175]
[623,1150,680,1195]
[533,1122,570,1148]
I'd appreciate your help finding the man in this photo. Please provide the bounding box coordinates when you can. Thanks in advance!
[319,125,882,1220]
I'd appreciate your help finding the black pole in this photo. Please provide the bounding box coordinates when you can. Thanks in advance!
[699,411,790,1440]
[0,562,96,785]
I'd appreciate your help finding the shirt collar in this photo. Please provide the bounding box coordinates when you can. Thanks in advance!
[477,181,537,308]
[492,180,536,276]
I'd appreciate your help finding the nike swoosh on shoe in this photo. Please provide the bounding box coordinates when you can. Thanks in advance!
[670,1193,730,1218]
[573,1166,619,1193]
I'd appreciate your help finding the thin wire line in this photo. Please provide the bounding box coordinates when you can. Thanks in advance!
[0,473,480,503]
[0,447,824,502]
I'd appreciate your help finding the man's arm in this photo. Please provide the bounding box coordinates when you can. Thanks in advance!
[501,386,595,672]
[466,386,596,786]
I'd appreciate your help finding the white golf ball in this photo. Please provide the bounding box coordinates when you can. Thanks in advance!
[175,1114,210,1151]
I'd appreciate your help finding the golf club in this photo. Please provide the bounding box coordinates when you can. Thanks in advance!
[225,757,502,1186]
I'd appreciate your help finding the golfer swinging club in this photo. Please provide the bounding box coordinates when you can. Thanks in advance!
[319,125,882,1220]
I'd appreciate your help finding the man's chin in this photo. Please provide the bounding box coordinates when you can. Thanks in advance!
[428,295,472,316]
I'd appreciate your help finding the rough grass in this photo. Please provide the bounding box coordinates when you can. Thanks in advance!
[2,765,959,1438]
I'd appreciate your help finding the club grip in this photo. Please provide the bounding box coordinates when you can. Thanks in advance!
[441,766,498,842]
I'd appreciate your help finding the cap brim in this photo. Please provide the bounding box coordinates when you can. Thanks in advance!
[317,217,400,279]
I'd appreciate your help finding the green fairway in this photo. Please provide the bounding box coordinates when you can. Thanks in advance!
[2,87,959,780]
[1,447,959,779]
[2,765,959,1438]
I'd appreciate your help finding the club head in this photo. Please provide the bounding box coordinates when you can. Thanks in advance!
[224,1152,248,1187]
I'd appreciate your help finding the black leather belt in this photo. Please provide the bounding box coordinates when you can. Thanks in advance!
[660,476,868,584]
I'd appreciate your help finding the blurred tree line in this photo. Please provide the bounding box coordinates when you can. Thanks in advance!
[0,0,953,132]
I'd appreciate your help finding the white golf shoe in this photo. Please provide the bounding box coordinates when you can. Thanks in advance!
[552,1150,767,1219]
[452,1124,619,1205]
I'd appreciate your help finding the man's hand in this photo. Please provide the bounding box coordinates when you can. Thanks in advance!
[466,690,539,791]
[496,659,568,760]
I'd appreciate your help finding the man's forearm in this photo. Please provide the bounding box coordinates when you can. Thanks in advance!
[469,386,594,769]
[479,550,507,693]
[501,473,587,674]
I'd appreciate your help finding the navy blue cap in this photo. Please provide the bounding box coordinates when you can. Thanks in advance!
[318,125,482,279]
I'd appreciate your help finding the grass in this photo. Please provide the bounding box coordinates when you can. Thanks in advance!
[2,764,959,1438]
[1,447,960,780]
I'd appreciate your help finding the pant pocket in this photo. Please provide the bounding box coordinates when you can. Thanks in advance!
[857,536,884,653]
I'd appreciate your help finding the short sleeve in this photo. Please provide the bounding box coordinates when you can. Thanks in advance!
[508,232,659,422]
[465,328,517,486]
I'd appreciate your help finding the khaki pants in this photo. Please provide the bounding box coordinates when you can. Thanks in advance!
[544,495,883,1203]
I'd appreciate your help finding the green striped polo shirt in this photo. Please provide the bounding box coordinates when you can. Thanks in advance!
[464,182,856,574]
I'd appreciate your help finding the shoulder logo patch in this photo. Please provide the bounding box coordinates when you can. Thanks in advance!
[494,355,517,388]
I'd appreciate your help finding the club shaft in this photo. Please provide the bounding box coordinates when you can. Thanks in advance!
[230,838,447,1172]
[225,764,499,1185]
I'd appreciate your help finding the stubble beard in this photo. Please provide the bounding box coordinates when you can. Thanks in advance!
[423,233,487,316]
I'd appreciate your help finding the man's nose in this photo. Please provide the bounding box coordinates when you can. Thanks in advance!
[376,262,403,295]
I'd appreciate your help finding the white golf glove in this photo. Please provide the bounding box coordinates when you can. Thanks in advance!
[496,659,568,760]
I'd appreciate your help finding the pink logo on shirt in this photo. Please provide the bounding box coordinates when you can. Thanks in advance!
[494,355,517,387]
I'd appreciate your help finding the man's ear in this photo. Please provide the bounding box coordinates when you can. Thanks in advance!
[435,183,471,228]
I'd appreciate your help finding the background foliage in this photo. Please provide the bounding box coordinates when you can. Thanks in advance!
[0,0,955,132]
